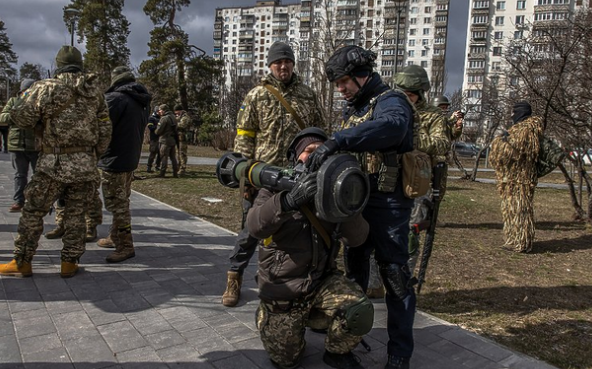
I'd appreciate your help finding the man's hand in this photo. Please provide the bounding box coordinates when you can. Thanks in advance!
[305,139,339,172]
[281,173,317,211]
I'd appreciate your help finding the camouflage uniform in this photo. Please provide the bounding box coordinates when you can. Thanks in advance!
[53,179,103,231]
[176,111,191,175]
[155,109,179,177]
[490,116,543,252]
[234,73,325,167]
[7,66,111,266]
[226,72,325,294]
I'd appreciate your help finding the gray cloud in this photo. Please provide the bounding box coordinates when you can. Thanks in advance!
[1,0,467,91]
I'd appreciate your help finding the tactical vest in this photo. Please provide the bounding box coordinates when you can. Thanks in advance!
[341,89,419,174]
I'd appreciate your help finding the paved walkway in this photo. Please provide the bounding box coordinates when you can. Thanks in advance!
[0,153,558,369]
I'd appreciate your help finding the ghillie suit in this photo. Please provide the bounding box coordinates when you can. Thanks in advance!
[490,115,543,252]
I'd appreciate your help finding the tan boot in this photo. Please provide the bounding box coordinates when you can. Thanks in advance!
[45,226,65,239]
[106,229,135,263]
[97,225,117,248]
[60,262,79,278]
[0,260,32,277]
[222,271,242,307]
[85,226,98,242]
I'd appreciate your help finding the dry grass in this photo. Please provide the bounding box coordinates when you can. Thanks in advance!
[132,162,592,369]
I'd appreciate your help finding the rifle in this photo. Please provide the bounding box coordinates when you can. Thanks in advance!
[416,162,446,294]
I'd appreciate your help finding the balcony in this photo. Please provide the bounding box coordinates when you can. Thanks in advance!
[239,30,255,39]
[213,31,222,39]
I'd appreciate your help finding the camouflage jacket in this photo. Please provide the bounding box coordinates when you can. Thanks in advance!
[234,73,325,167]
[176,111,191,142]
[490,116,544,184]
[0,96,38,152]
[155,111,177,146]
[10,72,111,183]
[415,99,450,164]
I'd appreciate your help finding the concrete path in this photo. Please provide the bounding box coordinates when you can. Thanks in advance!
[0,153,558,369]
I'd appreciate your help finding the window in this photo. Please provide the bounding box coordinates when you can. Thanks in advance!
[517,0,526,9]
[409,39,416,46]
[467,89,482,99]
[491,61,502,71]
[473,1,490,8]
[495,16,504,25]
[467,75,484,83]
[514,30,524,39]
[408,50,415,57]
[421,61,428,68]
[424,6,431,13]
[421,50,428,57]
[422,39,429,46]
[493,46,503,56]
[472,15,489,24]
[410,28,417,35]
[515,15,525,24]
[424,17,431,24]
[494,31,504,39]
[423,28,430,35]
[496,1,505,10]
[468,60,485,69]
[410,18,417,24]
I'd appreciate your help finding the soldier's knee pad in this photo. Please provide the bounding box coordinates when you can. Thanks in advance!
[343,296,374,336]
[379,263,412,301]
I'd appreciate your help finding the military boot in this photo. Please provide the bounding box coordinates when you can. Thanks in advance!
[0,260,33,277]
[85,226,98,242]
[45,225,65,239]
[157,170,166,178]
[147,165,154,173]
[97,225,117,248]
[106,228,135,263]
[60,261,79,278]
[222,271,242,307]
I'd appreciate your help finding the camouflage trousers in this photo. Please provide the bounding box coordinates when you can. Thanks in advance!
[256,273,367,367]
[14,172,95,265]
[54,179,102,229]
[159,144,178,175]
[100,170,133,230]
[178,141,188,174]
[147,141,161,169]
[499,180,536,252]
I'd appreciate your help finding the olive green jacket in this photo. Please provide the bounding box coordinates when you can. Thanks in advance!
[0,97,38,152]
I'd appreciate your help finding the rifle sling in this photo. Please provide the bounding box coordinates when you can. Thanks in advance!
[263,83,305,130]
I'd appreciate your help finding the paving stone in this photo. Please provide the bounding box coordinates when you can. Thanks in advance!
[0,334,21,363]
[126,310,174,336]
[108,290,151,313]
[81,300,126,326]
[64,335,117,369]
[22,346,73,368]
[145,329,186,350]
[13,312,56,339]
[113,345,167,369]
[97,321,148,353]
[53,310,99,342]
[18,332,63,356]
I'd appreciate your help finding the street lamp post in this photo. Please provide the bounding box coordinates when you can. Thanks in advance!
[392,0,408,76]
[64,7,81,46]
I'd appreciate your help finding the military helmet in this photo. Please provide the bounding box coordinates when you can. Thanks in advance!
[55,46,83,68]
[286,127,328,162]
[393,65,431,93]
[432,95,450,107]
[325,46,376,82]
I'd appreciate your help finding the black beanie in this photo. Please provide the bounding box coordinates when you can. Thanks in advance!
[267,42,295,66]
[512,101,532,124]
[294,135,324,161]
[174,104,183,111]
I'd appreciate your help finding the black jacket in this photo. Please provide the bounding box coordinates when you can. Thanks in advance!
[147,113,159,142]
[99,81,152,172]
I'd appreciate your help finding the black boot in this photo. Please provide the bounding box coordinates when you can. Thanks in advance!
[385,355,410,369]
[323,350,362,369]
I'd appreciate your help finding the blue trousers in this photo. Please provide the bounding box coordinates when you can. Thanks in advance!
[346,195,416,358]
[11,151,39,205]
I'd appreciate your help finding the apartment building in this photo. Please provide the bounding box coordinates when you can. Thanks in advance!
[213,0,450,97]
[462,0,589,130]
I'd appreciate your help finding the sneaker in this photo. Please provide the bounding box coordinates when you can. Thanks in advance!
[385,355,410,369]
[9,203,23,213]
[323,350,362,369]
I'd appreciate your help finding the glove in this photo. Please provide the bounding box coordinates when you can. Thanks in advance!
[305,139,339,172]
[281,173,317,212]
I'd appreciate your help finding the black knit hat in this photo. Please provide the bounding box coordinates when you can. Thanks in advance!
[267,42,295,66]
[174,104,183,111]
[286,127,328,162]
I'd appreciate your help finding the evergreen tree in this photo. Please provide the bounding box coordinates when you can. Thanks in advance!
[64,0,131,88]
[0,19,17,102]
[19,62,45,81]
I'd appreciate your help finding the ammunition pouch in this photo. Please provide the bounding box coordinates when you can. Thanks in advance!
[342,296,375,336]
[379,263,413,301]
[377,150,401,193]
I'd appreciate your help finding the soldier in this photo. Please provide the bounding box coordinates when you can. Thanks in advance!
[0,79,40,213]
[155,104,179,178]
[0,45,111,278]
[45,187,103,242]
[393,66,450,273]
[96,66,151,262]
[146,107,161,173]
[222,41,325,307]
[490,101,543,253]
[307,45,416,369]
[174,104,190,176]
[249,128,371,369]
[433,95,464,141]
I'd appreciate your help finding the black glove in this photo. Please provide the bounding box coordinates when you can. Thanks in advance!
[281,173,317,212]
[305,139,339,172]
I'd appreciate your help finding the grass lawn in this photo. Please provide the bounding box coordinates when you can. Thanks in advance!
[132,160,592,369]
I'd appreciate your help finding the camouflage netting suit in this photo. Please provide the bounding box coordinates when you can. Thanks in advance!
[490,116,543,252]
[8,61,111,265]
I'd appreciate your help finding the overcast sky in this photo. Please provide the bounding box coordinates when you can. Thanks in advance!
[1,0,468,94]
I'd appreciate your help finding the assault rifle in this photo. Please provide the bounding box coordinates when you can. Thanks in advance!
[416,162,446,294]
